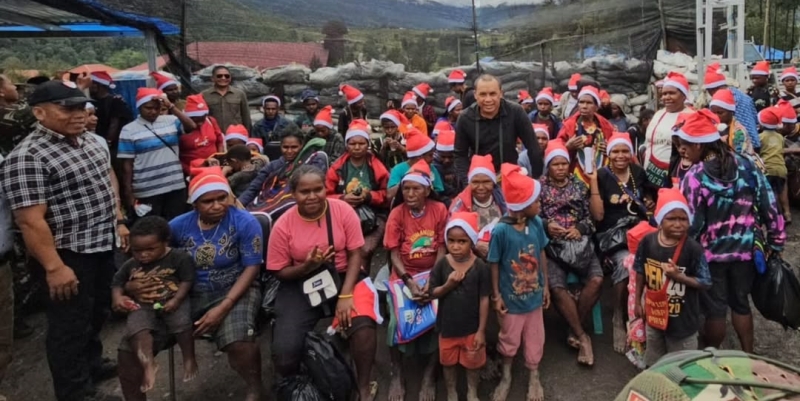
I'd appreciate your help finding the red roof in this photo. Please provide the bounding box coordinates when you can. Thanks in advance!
[127,42,328,71]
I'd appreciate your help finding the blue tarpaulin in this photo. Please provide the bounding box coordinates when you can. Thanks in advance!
[755,45,798,62]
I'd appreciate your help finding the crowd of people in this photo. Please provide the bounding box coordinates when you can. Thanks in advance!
[0,58,795,401]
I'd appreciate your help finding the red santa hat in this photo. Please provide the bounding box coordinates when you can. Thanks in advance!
[536,87,555,104]
[401,159,433,187]
[606,132,634,156]
[468,154,496,184]
[578,85,601,105]
[544,140,570,167]
[261,95,281,108]
[703,63,727,89]
[150,71,179,91]
[709,88,736,112]
[405,128,434,158]
[436,129,455,152]
[345,119,372,143]
[135,87,164,108]
[777,99,798,124]
[225,124,249,143]
[188,166,231,203]
[517,90,534,105]
[671,109,721,144]
[501,163,541,212]
[781,66,799,82]
[313,105,334,129]
[412,83,433,99]
[448,69,466,84]
[664,71,690,97]
[401,91,418,109]
[758,107,781,130]
[380,109,412,132]
[532,124,549,136]
[568,73,581,91]
[751,61,770,77]
[339,84,364,105]
[445,96,462,113]
[446,212,480,245]
[327,278,383,335]
[246,137,264,153]
[432,119,451,138]
[184,94,209,117]
[599,90,611,104]
[654,187,692,225]
[90,71,115,89]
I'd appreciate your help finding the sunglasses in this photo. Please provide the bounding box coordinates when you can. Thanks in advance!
[216,74,231,79]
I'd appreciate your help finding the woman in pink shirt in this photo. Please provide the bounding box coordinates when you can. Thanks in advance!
[267,165,378,401]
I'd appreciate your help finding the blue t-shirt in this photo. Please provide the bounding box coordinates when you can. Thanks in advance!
[388,160,445,193]
[170,206,263,298]
[486,216,550,314]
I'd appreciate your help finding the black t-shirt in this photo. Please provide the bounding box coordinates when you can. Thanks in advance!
[596,164,648,233]
[112,249,195,303]
[428,257,491,338]
[95,94,133,140]
[633,233,709,339]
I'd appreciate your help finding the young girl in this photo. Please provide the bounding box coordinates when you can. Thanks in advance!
[111,216,197,392]
[488,164,549,401]
[428,212,490,401]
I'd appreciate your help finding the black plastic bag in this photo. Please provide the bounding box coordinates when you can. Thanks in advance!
[545,236,595,273]
[752,256,800,329]
[355,205,377,235]
[260,274,280,316]
[276,375,325,401]
[303,331,356,401]
[596,216,640,256]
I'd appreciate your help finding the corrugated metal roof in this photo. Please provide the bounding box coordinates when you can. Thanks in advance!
[0,0,97,27]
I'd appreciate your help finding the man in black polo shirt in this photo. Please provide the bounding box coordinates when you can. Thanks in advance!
[454,74,544,188]
[90,71,132,159]
[2,80,120,401]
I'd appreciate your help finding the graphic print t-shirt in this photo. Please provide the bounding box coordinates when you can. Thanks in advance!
[487,217,549,314]
[384,200,448,278]
[633,233,711,338]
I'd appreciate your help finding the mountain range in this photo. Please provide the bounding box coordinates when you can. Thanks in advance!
[237,0,541,30]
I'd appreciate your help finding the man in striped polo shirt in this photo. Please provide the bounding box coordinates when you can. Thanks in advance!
[119,88,197,221]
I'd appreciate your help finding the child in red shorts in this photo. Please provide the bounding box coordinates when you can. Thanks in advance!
[429,212,490,401]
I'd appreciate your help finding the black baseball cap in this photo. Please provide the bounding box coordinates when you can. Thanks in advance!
[28,80,92,107]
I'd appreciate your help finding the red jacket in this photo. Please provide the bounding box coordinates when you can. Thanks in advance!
[179,116,224,175]
[325,152,390,208]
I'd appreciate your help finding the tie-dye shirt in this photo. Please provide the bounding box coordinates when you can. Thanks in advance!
[681,153,785,263]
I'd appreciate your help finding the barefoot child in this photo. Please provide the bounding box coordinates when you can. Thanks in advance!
[633,188,711,367]
[111,216,197,392]
[429,212,490,401]
[489,164,550,401]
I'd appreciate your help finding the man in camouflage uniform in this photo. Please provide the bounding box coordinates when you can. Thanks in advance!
[747,61,779,113]
[0,74,38,340]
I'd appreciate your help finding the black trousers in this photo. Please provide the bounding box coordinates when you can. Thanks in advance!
[38,250,114,401]
[137,188,189,222]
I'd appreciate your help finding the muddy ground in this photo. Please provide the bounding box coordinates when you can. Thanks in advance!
[2,219,800,401]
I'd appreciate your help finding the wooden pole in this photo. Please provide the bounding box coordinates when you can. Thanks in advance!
[763,0,771,51]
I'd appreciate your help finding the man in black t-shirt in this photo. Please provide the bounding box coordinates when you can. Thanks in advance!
[633,188,711,367]
[90,72,132,157]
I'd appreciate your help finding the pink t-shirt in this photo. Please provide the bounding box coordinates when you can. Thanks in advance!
[267,198,366,273]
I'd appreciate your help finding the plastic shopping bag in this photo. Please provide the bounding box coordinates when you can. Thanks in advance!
[385,271,438,344]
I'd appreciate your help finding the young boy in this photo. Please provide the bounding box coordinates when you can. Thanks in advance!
[111,216,197,392]
[634,188,711,367]
[434,128,458,203]
[429,212,490,401]
[224,124,249,149]
[759,106,791,220]
[488,164,549,401]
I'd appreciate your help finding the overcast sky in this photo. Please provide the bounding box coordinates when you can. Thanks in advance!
[415,0,544,7]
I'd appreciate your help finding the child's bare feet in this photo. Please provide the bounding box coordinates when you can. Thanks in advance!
[388,373,404,401]
[419,375,436,401]
[578,333,595,366]
[492,376,512,401]
[183,357,198,382]
[467,369,481,401]
[138,349,159,393]
[613,312,627,354]
[567,331,580,349]
[527,369,544,401]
